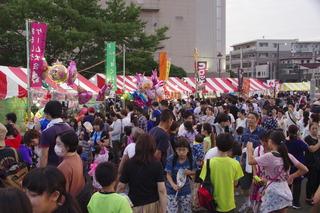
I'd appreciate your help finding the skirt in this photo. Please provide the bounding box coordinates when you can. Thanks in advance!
[259,181,292,213]
[133,201,160,213]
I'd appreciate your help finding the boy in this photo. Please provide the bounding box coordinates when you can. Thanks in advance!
[88,162,132,213]
[200,133,243,213]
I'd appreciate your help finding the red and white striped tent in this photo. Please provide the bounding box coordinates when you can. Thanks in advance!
[0,66,100,100]
[183,77,269,93]
[90,73,194,94]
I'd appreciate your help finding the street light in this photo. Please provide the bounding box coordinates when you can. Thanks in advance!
[217,52,223,77]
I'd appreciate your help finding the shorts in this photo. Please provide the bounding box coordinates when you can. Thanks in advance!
[239,172,253,190]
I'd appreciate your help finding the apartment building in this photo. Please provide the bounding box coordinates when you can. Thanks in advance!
[226,39,297,80]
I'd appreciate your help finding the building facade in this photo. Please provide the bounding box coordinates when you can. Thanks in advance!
[101,0,226,75]
[226,39,297,80]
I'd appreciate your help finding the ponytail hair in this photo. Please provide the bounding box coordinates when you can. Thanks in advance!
[202,123,216,147]
[269,130,291,171]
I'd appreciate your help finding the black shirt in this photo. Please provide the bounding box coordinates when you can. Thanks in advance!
[120,159,164,206]
[304,135,320,167]
[149,127,170,167]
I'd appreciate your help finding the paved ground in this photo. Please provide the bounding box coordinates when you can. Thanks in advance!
[194,179,314,212]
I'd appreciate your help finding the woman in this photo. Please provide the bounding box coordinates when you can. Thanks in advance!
[304,122,320,204]
[285,124,320,208]
[5,123,22,149]
[90,118,109,150]
[117,133,167,213]
[200,107,215,126]
[55,130,85,198]
[22,166,81,213]
[247,130,308,213]
[0,188,32,213]
[236,109,247,129]
[19,129,40,168]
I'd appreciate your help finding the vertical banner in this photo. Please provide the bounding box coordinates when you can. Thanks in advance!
[29,22,48,87]
[105,42,117,90]
[196,61,207,84]
[166,59,171,80]
[242,78,250,95]
[159,52,169,80]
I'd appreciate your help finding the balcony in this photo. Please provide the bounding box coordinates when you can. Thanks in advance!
[136,0,160,11]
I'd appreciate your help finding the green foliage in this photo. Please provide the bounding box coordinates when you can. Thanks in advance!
[226,69,237,78]
[0,0,169,76]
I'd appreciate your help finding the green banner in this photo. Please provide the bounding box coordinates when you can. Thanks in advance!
[105,42,117,90]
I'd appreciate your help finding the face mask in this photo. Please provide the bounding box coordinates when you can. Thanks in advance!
[54,145,65,157]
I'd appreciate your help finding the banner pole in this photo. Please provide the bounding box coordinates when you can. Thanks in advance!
[25,19,32,122]
[123,44,126,93]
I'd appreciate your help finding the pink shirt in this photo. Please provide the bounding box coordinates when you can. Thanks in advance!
[255,152,300,181]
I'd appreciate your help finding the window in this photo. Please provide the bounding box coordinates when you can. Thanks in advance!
[301,60,304,64]
[273,43,278,48]
[257,72,261,77]
[307,60,310,63]
[259,42,268,47]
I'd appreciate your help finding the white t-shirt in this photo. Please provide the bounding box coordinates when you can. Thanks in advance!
[236,118,247,129]
[123,143,136,159]
[204,147,219,160]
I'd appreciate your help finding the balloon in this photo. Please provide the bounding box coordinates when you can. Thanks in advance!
[48,63,68,83]
[151,69,158,86]
[96,84,109,101]
[155,87,164,98]
[146,89,156,100]
[78,91,93,104]
[34,108,44,123]
[42,80,50,89]
[141,78,153,91]
[67,61,77,86]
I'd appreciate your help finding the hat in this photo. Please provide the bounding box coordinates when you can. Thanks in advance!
[0,123,8,147]
[88,107,95,114]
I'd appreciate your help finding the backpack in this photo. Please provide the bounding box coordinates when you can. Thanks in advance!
[198,159,216,212]
[0,148,28,189]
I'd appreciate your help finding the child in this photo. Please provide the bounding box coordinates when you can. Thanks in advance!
[201,123,215,153]
[165,137,196,213]
[200,133,244,212]
[87,162,132,213]
[79,131,92,172]
[89,145,109,190]
[192,134,205,209]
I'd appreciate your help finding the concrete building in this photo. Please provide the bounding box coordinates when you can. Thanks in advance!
[226,39,297,80]
[279,41,320,83]
[101,0,226,75]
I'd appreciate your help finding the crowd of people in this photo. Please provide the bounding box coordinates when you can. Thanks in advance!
[0,92,319,213]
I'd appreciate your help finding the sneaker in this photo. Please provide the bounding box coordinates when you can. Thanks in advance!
[292,205,301,209]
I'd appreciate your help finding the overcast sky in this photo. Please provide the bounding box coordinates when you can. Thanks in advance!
[226,0,320,51]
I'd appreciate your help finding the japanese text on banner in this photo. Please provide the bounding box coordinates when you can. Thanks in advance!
[29,22,48,87]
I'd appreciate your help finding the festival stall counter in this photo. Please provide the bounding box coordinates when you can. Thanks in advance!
[280,82,310,92]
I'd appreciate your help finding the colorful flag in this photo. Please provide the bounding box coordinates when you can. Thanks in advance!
[105,42,117,90]
[29,22,48,87]
[159,52,170,80]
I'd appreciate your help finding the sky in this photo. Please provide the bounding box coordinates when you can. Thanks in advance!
[226,0,320,52]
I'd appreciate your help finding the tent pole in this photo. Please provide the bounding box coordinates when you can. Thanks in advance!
[26,19,32,123]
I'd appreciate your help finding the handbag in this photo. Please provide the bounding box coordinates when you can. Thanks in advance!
[197,159,216,212]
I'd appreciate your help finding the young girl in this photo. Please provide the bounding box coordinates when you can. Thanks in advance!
[88,145,109,190]
[247,130,308,213]
[165,137,196,213]
[201,123,215,153]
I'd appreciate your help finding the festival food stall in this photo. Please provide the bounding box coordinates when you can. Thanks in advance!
[280,82,310,92]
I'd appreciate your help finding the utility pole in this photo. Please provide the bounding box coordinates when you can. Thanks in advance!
[217,52,222,78]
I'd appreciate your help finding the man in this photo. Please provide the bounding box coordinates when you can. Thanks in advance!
[149,109,174,167]
[150,102,161,127]
[39,101,72,167]
[285,102,299,128]
[136,107,148,133]
[177,111,194,136]
[239,111,265,212]
[213,113,230,136]
[160,100,169,111]
[109,112,122,164]
[200,133,243,212]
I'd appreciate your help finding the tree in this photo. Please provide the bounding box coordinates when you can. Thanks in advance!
[226,69,237,78]
[0,0,169,77]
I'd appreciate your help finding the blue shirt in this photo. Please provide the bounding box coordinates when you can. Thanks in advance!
[241,126,266,148]
[165,155,196,196]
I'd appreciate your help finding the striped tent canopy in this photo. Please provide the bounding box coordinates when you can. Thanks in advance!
[0,66,100,100]
[90,74,194,94]
[280,82,310,91]
[183,77,269,93]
